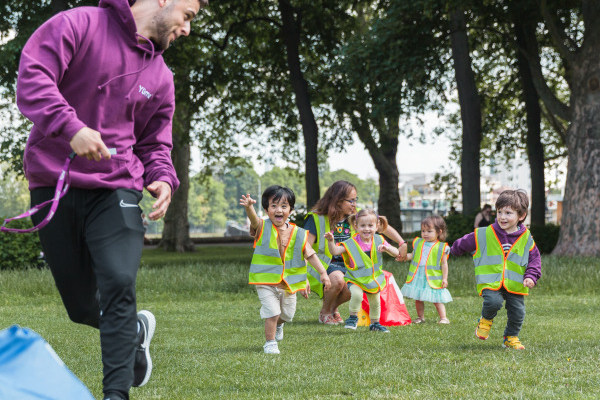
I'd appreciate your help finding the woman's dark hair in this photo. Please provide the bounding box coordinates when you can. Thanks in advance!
[310,180,356,225]
[261,185,296,210]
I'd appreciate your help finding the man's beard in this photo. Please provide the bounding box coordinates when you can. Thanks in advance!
[152,10,172,51]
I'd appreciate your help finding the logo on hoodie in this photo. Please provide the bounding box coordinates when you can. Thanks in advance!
[138,85,153,99]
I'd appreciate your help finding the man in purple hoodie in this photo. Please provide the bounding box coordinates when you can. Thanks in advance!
[451,190,541,350]
[16,0,207,399]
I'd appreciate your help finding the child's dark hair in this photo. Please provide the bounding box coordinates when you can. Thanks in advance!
[261,185,295,210]
[495,189,529,222]
[348,209,389,233]
[421,215,447,241]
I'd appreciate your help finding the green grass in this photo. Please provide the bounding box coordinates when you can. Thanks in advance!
[1,246,599,399]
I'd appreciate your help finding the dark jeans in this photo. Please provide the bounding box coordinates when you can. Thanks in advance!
[481,288,526,337]
[31,187,145,400]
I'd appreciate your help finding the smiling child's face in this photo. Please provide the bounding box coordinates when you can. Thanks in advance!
[355,214,377,242]
[496,206,522,234]
[265,196,291,228]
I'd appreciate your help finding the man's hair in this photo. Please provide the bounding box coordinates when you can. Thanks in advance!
[495,189,529,221]
[261,185,295,210]
[189,0,209,7]
[421,215,447,241]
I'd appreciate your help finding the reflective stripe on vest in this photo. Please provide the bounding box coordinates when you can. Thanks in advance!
[249,219,308,293]
[406,238,447,289]
[341,234,386,293]
[473,225,533,296]
[306,213,358,298]
[312,213,333,266]
[306,213,332,298]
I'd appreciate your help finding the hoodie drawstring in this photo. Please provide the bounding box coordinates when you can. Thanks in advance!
[97,33,155,99]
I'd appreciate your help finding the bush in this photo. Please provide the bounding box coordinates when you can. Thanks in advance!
[529,223,560,254]
[0,217,44,269]
[291,205,309,227]
[444,212,476,245]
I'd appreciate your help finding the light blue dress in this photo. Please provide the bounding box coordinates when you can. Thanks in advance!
[401,241,453,303]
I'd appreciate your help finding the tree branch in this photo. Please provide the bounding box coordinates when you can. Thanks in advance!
[515,6,571,122]
[540,103,568,144]
[582,0,600,41]
[191,16,282,50]
[544,151,568,162]
[538,0,577,63]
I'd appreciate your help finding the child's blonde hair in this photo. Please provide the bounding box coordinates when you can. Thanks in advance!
[348,209,389,233]
[495,189,529,222]
[421,215,447,241]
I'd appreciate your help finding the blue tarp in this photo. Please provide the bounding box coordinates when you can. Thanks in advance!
[0,325,95,400]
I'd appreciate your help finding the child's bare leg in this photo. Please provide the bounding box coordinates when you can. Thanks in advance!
[415,300,425,319]
[434,303,447,320]
[264,315,279,341]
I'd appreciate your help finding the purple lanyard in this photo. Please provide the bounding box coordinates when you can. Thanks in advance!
[1,152,76,234]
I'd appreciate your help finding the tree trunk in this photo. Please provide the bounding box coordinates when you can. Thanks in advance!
[51,0,68,14]
[159,70,194,252]
[373,143,402,234]
[553,46,600,255]
[352,110,403,234]
[279,0,320,207]
[514,14,546,227]
[449,8,481,216]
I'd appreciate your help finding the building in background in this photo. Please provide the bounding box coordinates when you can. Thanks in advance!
[397,153,564,233]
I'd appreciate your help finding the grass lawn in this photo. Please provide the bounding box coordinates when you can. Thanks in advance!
[1,245,599,399]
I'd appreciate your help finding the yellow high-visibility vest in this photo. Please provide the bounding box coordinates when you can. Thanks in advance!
[341,234,386,293]
[306,213,356,298]
[406,238,447,289]
[473,225,534,296]
[249,219,308,293]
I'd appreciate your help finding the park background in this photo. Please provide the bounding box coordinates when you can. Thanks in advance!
[1,0,599,257]
[1,1,600,399]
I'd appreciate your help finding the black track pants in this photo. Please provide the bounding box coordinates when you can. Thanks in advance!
[31,187,145,400]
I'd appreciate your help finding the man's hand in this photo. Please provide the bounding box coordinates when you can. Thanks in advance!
[70,127,111,161]
[146,181,172,220]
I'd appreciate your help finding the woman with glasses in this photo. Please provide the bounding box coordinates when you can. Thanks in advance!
[304,180,408,324]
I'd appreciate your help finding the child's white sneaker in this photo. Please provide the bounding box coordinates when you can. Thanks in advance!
[275,323,284,341]
[263,340,280,354]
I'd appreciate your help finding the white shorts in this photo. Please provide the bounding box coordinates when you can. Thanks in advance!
[256,285,297,321]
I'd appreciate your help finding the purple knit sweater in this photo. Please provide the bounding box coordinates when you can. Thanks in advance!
[450,221,542,284]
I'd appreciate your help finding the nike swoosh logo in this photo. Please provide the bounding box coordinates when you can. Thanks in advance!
[119,200,138,208]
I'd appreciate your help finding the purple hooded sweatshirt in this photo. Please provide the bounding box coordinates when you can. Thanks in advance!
[450,221,542,284]
[17,0,179,192]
